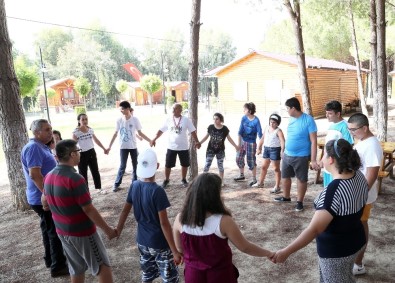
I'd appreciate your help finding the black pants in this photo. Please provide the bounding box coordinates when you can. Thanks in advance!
[30,205,67,272]
[78,148,101,189]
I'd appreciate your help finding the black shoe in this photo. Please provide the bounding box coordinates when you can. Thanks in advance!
[51,266,69,278]
[249,180,258,187]
[181,179,188,187]
[274,196,291,202]
[295,201,304,212]
[162,179,170,189]
[234,175,246,181]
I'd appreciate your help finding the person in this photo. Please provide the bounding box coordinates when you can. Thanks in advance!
[72,113,108,192]
[21,119,69,278]
[107,101,151,192]
[321,101,353,187]
[347,113,383,275]
[42,139,117,283]
[53,130,62,144]
[199,112,239,184]
[274,97,319,212]
[150,103,201,188]
[253,113,285,193]
[46,130,62,156]
[173,173,274,283]
[234,102,263,187]
[116,148,181,283]
[272,139,368,283]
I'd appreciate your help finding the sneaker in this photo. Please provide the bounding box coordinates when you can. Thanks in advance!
[162,179,170,189]
[249,180,258,187]
[270,187,281,194]
[181,179,188,187]
[112,186,120,192]
[295,201,304,212]
[251,182,263,188]
[51,266,69,278]
[274,196,291,202]
[353,263,366,275]
[234,175,246,181]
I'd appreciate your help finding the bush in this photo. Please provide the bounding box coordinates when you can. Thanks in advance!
[166,96,175,104]
[74,106,86,115]
[180,101,189,110]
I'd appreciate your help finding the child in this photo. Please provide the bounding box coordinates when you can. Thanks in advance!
[234,102,263,186]
[173,173,274,283]
[116,148,181,283]
[253,113,285,193]
[199,113,239,184]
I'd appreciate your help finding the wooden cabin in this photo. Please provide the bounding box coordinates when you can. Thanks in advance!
[38,77,82,112]
[208,51,367,117]
[127,81,189,106]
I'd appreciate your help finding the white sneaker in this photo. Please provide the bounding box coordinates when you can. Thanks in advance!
[252,182,263,188]
[270,187,281,194]
[353,263,366,275]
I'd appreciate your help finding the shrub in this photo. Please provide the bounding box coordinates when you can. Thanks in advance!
[74,106,86,115]
[166,96,175,106]
[180,101,189,110]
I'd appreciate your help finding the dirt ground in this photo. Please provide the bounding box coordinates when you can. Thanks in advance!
[1,104,395,283]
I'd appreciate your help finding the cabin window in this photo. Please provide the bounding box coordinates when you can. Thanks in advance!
[233,81,248,101]
[63,88,75,99]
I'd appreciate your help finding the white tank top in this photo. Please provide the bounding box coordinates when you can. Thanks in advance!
[263,127,281,147]
[182,214,226,239]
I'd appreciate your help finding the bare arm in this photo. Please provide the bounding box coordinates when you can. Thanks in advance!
[116,202,132,237]
[172,213,184,253]
[29,167,44,193]
[199,133,210,145]
[221,215,274,258]
[191,131,201,149]
[159,209,183,264]
[72,133,78,142]
[137,130,152,144]
[277,129,285,156]
[365,166,380,189]
[257,136,264,155]
[82,203,117,239]
[150,130,163,147]
[226,134,239,151]
[92,134,107,152]
[107,131,118,152]
[309,132,319,170]
[272,210,333,263]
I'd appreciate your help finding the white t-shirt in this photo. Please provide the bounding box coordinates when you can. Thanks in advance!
[73,127,95,152]
[116,116,142,149]
[160,115,196,150]
[355,136,383,204]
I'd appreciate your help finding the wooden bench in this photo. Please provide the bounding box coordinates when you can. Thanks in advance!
[378,161,395,194]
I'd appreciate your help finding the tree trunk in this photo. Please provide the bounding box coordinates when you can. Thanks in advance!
[348,0,368,116]
[283,0,313,115]
[0,0,30,210]
[375,0,387,141]
[188,0,201,180]
[370,0,379,129]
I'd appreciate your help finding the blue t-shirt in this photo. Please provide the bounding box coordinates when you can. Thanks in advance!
[21,139,57,205]
[126,180,171,249]
[285,113,317,157]
[237,115,263,143]
[314,170,368,258]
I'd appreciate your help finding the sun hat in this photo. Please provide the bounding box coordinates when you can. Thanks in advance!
[137,148,158,178]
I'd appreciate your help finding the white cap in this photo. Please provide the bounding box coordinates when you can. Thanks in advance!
[137,148,158,178]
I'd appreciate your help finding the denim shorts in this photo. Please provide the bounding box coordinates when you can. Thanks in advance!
[263,146,281,161]
[138,243,179,283]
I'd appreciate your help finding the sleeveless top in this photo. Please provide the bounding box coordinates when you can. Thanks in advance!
[263,126,281,147]
[181,214,239,283]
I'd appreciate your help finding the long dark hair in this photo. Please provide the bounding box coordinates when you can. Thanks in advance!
[325,139,361,174]
[180,173,231,227]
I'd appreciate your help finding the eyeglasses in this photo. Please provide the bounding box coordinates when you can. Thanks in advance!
[347,125,364,132]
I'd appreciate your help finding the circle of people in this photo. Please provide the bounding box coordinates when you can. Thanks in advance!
[21,98,382,283]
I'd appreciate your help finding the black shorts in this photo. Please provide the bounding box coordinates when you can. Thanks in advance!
[165,149,190,168]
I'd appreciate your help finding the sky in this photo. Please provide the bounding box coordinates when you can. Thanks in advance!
[4,0,285,58]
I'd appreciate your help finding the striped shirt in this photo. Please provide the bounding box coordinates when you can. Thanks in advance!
[44,165,95,237]
[314,170,368,258]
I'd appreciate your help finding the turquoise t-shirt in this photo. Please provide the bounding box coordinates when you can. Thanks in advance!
[285,113,317,157]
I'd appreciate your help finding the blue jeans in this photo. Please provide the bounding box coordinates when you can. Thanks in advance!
[114,148,138,188]
[30,205,67,272]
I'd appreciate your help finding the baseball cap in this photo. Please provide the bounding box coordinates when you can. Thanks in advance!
[137,148,158,178]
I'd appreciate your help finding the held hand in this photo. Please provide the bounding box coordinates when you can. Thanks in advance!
[235,145,240,152]
[173,252,184,266]
[106,147,111,154]
[310,161,320,171]
[257,149,262,155]
[107,228,118,240]
[271,249,290,264]
[104,148,109,155]
[195,142,201,149]
[150,140,156,147]
[41,194,50,211]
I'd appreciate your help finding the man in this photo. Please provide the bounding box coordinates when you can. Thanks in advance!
[150,103,201,188]
[274,97,319,211]
[43,139,117,282]
[322,101,354,187]
[107,101,151,192]
[21,119,68,278]
[347,113,382,275]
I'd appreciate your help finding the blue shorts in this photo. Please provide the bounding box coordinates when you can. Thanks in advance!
[138,243,179,283]
[263,146,281,161]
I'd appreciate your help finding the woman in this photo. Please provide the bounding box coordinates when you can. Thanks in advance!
[272,139,368,283]
[72,113,107,191]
